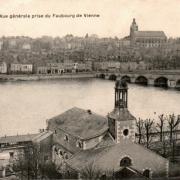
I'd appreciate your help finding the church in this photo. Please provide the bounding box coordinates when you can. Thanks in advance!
[129,18,167,48]
[47,80,169,179]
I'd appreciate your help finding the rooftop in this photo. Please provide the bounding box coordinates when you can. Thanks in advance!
[95,133,115,149]
[108,108,136,121]
[115,80,128,89]
[134,31,166,38]
[48,107,109,140]
[67,139,168,173]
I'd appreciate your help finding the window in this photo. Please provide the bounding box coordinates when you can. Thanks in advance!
[76,140,83,148]
[120,157,132,167]
[143,169,150,178]
[64,153,69,159]
[123,129,129,136]
[59,150,63,156]
[58,149,63,156]
[9,152,14,158]
[64,134,69,141]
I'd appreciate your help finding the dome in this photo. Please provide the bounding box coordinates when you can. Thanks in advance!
[115,80,128,89]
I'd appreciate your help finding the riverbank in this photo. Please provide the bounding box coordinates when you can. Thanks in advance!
[0,73,95,82]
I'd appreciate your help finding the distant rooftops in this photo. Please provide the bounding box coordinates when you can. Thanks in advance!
[48,107,109,140]
[0,131,53,145]
[0,134,38,144]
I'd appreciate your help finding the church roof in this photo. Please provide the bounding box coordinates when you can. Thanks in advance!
[108,108,136,121]
[66,139,168,173]
[134,31,166,38]
[48,107,108,140]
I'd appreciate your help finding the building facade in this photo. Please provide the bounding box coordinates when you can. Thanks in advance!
[10,63,33,74]
[0,62,7,74]
[130,18,167,48]
[0,132,52,178]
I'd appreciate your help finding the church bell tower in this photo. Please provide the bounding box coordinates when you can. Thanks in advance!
[114,80,128,109]
[130,18,138,36]
[130,18,138,46]
[108,80,136,143]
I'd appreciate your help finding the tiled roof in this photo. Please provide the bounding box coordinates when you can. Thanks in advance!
[108,108,136,121]
[48,107,109,139]
[0,134,38,144]
[67,139,168,173]
[134,31,166,38]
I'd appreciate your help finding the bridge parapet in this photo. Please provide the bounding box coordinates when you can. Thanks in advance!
[96,71,180,89]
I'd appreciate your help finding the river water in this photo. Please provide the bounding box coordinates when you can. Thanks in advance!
[0,78,180,136]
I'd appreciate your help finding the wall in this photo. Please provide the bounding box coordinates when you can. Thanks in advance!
[108,117,116,139]
[36,134,53,165]
[83,134,105,150]
[117,119,136,143]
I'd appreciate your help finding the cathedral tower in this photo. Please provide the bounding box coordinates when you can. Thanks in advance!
[130,18,138,46]
[108,80,136,143]
[130,18,138,36]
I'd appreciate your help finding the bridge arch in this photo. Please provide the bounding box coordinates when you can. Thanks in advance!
[135,76,148,85]
[121,75,131,83]
[154,77,168,88]
[99,73,105,79]
[176,79,180,90]
[109,74,117,81]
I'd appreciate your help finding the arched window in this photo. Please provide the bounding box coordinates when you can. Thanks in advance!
[58,149,63,156]
[143,169,150,178]
[120,157,132,167]
[64,153,69,159]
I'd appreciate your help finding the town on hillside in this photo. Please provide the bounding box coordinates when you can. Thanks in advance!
[0,18,180,76]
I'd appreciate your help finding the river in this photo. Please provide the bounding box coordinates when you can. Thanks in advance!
[0,78,180,136]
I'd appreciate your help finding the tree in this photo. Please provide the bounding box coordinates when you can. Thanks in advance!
[12,144,40,180]
[166,114,180,161]
[167,114,180,143]
[80,162,101,179]
[40,162,62,179]
[156,114,166,142]
[136,118,144,144]
[144,119,154,148]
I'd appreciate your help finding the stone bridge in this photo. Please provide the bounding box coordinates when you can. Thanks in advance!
[95,71,180,88]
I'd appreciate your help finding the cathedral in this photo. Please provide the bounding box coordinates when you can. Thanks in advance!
[47,80,169,179]
[130,18,167,48]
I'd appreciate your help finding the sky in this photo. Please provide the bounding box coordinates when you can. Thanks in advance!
[0,0,180,38]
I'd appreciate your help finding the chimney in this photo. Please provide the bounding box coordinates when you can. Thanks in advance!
[87,109,92,114]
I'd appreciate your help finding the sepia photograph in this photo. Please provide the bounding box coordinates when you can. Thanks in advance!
[0,0,180,179]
